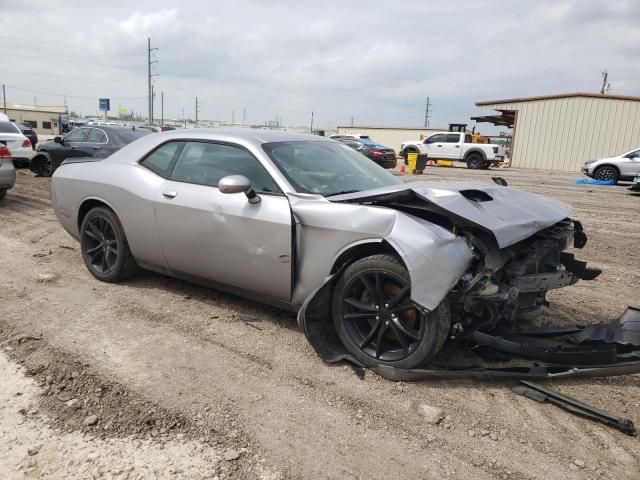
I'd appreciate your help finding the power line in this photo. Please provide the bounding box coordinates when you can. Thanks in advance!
[4,84,146,101]
[0,68,146,84]
[0,52,143,70]
[0,34,144,57]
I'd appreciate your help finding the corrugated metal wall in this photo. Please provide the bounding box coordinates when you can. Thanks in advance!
[336,127,444,153]
[481,97,640,171]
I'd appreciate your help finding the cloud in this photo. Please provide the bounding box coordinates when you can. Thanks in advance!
[0,0,637,130]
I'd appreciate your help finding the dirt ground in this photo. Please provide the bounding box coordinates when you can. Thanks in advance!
[1,166,639,480]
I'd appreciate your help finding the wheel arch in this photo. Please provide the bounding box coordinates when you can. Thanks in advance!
[77,197,120,232]
[330,239,406,274]
[464,148,487,161]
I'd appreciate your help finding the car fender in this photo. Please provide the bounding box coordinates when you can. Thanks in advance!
[464,148,488,161]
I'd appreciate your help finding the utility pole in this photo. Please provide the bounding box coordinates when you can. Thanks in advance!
[161,91,164,125]
[182,107,186,128]
[147,37,158,124]
[232,110,235,125]
[424,97,432,128]
[195,97,199,127]
[150,85,154,124]
[242,107,246,127]
[310,111,314,133]
[350,116,354,127]
[600,70,610,94]
[2,84,6,114]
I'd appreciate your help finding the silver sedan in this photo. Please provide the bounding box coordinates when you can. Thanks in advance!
[51,129,598,368]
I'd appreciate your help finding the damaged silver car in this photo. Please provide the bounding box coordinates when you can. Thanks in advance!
[51,129,600,369]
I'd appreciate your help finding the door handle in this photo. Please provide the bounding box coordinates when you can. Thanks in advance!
[455,145,460,148]
[162,191,177,199]
[70,146,77,149]
[437,144,443,147]
[93,146,100,149]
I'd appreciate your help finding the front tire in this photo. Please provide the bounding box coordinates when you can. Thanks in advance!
[0,189,6,200]
[35,154,53,177]
[80,207,138,283]
[593,165,619,183]
[466,153,484,169]
[332,254,450,369]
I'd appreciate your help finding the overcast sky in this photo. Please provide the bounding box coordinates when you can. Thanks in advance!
[0,0,638,131]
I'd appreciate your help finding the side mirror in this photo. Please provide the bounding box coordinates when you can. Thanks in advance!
[218,175,261,204]
[54,136,62,143]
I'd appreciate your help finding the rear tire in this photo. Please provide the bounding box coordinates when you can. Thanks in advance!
[332,254,450,369]
[481,161,491,170]
[593,165,619,183]
[466,153,484,169]
[80,207,139,283]
[0,189,6,200]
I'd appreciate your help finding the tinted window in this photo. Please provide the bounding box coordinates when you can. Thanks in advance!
[86,128,107,143]
[0,122,20,134]
[445,134,461,143]
[425,134,447,144]
[170,142,280,193]
[141,142,184,177]
[42,121,52,130]
[113,129,151,143]
[64,128,90,143]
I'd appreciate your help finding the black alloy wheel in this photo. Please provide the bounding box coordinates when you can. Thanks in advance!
[466,153,484,169]
[593,165,619,183]
[39,155,53,177]
[332,254,450,368]
[80,206,138,282]
[82,214,119,276]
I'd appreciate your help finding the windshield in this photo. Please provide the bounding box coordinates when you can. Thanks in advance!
[262,141,401,196]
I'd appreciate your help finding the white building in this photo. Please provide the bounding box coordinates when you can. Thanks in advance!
[474,93,640,172]
[2,103,69,134]
[336,126,448,153]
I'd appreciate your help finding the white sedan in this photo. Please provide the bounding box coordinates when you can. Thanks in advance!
[0,116,34,167]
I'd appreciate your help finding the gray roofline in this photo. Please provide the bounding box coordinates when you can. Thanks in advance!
[476,92,640,106]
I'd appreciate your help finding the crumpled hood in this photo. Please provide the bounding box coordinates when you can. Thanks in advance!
[329,181,572,248]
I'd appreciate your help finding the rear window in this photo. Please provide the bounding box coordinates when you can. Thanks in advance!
[113,129,151,143]
[0,122,20,134]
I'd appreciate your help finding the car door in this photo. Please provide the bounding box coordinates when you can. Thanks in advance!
[441,133,462,159]
[422,133,448,157]
[153,140,293,301]
[83,128,112,157]
[619,149,640,177]
[50,127,91,165]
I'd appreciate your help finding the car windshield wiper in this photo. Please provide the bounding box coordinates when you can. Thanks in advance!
[324,190,361,197]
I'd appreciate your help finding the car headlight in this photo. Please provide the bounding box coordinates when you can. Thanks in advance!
[583,159,597,166]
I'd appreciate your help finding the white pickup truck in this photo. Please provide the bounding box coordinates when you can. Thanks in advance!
[400,131,501,169]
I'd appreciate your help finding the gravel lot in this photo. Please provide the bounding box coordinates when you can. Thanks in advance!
[1,166,639,479]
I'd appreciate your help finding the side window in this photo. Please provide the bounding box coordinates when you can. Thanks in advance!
[64,128,89,143]
[465,134,473,143]
[445,134,461,143]
[42,121,52,130]
[141,142,184,178]
[85,128,107,143]
[170,142,280,193]
[424,134,447,144]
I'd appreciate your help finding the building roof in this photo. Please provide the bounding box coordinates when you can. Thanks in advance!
[6,103,68,114]
[337,125,448,131]
[476,92,640,107]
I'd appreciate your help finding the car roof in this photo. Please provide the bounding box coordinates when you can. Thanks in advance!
[160,128,333,144]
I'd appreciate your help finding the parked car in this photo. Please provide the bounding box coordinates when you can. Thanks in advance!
[0,144,16,200]
[328,134,371,141]
[0,120,34,167]
[401,132,501,169]
[30,126,151,177]
[336,137,397,169]
[15,123,38,149]
[50,129,598,369]
[582,147,640,183]
[140,125,178,133]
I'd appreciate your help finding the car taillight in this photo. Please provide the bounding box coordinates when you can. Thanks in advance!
[370,150,385,157]
[22,138,32,148]
[0,145,11,166]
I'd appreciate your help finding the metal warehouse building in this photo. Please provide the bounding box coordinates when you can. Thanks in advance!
[474,93,640,172]
[335,126,446,153]
[3,103,69,134]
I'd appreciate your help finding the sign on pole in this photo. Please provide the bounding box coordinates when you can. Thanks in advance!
[99,98,110,111]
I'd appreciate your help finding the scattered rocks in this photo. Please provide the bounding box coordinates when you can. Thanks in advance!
[83,415,99,426]
[27,444,42,456]
[489,433,498,441]
[573,459,585,468]
[223,449,240,461]
[417,404,444,425]
[36,273,58,283]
